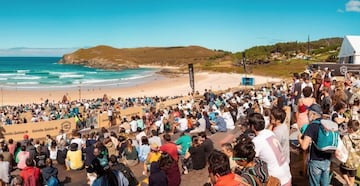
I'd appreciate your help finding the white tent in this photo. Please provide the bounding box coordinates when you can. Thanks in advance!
[339,35,360,64]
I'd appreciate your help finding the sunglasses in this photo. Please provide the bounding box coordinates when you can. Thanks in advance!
[232,157,247,161]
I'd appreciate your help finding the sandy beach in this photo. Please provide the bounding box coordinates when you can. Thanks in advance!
[0,71,282,106]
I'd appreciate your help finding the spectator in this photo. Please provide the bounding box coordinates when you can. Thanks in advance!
[56,140,68,166]
[270,107,290,164]
[16,145,30,170]
[210,112,227,133]
[149,161,168,186]
[206,150,245,186]
[298,104,331,186]
[65,143,84,170]
[34,146,47,169]
[199,131,214,161]
[41,158,59,185]
[143,143,161,176]
[93,145,108,168]
[176,132,192,174]
[189,112,206,134]
[222,107,235,130]
[0,154,10,185]
[186,136,206,171]
[159,152,181,186]
[340,120,360,186]
[221,143,237,172]
[48,140,57,161]
[331,101,349,137]
[138,136,150,163]
[122,139,139,167]
[249,113,291,185]
[233,134,270,185]
[90,158,129,186]
[296,86,316,132]
[20,158,41,186]
[160,134,179,161]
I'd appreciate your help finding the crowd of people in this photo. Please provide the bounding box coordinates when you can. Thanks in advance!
[0,94,181,128]
[0,66,360,186]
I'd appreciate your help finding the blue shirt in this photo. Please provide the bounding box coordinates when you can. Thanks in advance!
[215,116,227,132]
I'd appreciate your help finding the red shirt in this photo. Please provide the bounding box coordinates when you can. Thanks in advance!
[215,173,243,186]
[20,166,41,186]
[160,142,179,161]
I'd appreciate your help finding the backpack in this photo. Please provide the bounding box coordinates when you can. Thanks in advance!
[115,163,139,186]
[241,173,281,186]
[312,119,339,153]
[47,176,59,186]
[24,171,36,186]
[344,131,360,169]
[266,176,281,186]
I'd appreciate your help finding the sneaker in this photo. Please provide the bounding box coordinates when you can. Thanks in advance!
[142,171,147,176]
[183,169,188,175]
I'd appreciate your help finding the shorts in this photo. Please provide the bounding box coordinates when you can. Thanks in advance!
[340,165,357,177]
[108,116,113,121]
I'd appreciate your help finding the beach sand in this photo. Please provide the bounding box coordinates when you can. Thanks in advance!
[0,72,282,106]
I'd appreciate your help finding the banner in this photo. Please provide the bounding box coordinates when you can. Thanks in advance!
[2,118,76,141]
[188,64,195,92]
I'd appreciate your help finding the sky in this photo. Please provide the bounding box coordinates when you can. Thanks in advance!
[0,0,359,56]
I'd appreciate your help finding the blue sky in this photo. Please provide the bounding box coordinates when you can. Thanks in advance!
[0,0,359,56]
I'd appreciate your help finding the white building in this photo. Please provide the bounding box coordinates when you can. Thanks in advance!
[339,35,360,64]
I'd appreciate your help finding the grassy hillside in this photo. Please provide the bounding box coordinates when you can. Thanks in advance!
[63,37,342,77]
[233,37,342,63]
[69,45,226,66]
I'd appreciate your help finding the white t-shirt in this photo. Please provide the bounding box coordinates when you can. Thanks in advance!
[149,136,162,147]
[107,107,113,117]
[130,120,138,133]
[136,131,147,146]
[70,138,83,150]
[56,133,67,143]
[222,111,235,130]
[0,161,9,183]
[178,118,188,131]
[253,129,291,185]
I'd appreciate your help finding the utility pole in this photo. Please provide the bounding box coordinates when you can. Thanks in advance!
[307,35,310,55]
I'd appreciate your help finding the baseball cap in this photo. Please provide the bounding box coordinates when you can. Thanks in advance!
[23,134,29,139]
[308,104,323,115]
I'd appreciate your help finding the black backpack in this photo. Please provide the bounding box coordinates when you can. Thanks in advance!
[113,162,139,186]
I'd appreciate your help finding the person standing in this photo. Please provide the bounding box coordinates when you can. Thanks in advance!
[107,104,114,127]
[341,120,360,186]
[298,104,332,186]
[249,113,292,185]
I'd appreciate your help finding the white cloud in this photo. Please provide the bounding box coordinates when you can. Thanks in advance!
[346,0,360,12]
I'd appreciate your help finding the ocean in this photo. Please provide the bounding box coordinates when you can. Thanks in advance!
[0,57,160,90]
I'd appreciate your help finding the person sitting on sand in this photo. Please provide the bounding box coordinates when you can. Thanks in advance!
[65,143,84,170]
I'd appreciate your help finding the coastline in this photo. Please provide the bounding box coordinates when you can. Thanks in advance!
[0,71,282,106]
